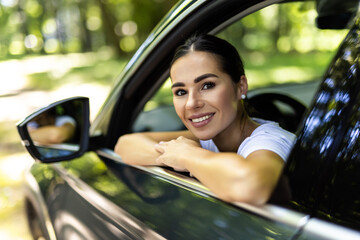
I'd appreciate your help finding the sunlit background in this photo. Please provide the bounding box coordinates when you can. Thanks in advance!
[0,0,347,239]
[0,0,176,239]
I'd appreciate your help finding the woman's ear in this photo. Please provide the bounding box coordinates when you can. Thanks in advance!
[236,75,248,100]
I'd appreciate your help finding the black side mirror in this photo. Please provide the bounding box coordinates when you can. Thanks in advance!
[17,97,90,163]
[316,0,358,29]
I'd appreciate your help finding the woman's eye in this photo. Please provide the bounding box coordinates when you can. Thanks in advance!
[175,89,187,96]
[202,82,215,90]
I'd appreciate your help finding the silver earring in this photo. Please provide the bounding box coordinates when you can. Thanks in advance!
[241,94,246,99]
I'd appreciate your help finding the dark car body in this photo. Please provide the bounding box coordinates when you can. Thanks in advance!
[17,0,360,239]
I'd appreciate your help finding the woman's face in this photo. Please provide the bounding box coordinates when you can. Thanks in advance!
[170,51,245,140]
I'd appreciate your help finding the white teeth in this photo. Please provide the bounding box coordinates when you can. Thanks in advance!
[192,114,212,123]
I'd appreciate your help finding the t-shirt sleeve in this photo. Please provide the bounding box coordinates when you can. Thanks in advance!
[238,126,296,161]
[55,116,76,127]
[200,139,220,153]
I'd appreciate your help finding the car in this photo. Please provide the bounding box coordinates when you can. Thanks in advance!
[16,0,360,239]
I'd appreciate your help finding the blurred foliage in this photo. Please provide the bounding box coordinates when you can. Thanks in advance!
[27,56,127,90]
[0,0,177,59]
[219,2,347,54]
[0,0,348,61]
[220,2,347,88]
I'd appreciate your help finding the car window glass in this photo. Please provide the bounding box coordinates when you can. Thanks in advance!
[133,1,348,133]
[282,19,360,230]
[217,2,347,91]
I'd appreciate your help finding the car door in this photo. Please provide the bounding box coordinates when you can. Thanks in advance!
[53,149,307,239]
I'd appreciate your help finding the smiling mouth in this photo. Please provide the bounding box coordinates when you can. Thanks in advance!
[190,113,214,123]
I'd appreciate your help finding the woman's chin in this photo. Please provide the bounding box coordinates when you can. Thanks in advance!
[193,132,216,141]
[184,123,217,140]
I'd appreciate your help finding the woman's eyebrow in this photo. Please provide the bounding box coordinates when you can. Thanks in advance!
[171,73,219,89]
[194,73,219,83]
[171,82,185,89]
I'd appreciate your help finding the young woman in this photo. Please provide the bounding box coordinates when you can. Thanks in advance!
[115,34,295,205]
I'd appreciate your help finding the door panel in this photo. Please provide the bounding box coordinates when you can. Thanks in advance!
[48,150,307,239]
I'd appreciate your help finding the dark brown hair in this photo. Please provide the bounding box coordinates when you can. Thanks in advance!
[170,34,245,83]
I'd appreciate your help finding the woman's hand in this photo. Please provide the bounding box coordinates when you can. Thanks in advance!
[155,136,200,171]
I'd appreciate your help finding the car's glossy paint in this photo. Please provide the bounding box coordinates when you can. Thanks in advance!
[29,151,305,239]
[23,165,57,240]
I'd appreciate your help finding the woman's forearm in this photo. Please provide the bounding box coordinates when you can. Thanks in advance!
[30,125,74,144]
[115,133,161,165]
[181,149,284,205]
[115,130,194,165]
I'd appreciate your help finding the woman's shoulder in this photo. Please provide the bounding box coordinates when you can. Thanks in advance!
[240,118,297,160]
[251,118,295,138]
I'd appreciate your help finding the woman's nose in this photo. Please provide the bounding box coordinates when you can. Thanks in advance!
[186,91,203,109]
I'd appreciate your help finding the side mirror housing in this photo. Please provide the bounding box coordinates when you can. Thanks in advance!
[17,97,90,163]
[316,0,359,29]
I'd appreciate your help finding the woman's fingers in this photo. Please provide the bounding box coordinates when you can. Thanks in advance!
[154,144,164,153]
[154,141,167,153]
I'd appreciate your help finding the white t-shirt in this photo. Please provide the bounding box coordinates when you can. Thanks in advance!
[200,118,296,161]
[28,115,76,129]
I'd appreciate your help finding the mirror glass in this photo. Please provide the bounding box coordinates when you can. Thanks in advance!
[26,99,85,159]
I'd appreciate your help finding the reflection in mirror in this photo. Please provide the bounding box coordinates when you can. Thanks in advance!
[27,100,84,159]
